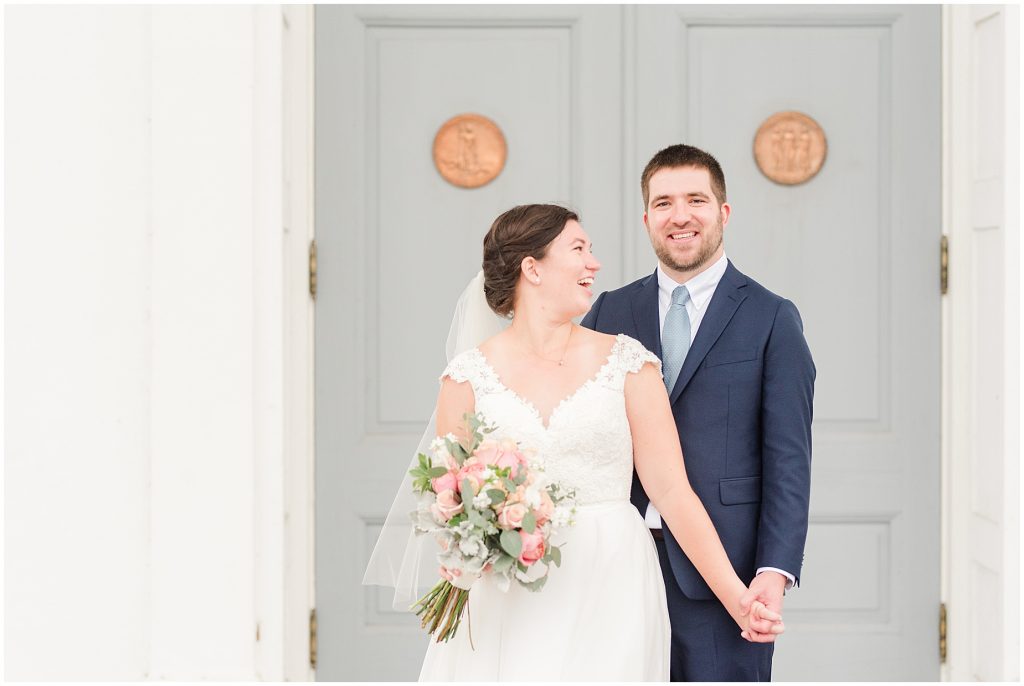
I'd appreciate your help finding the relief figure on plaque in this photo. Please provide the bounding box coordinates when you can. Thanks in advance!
[783,129,797,172]
[795,129,811,174]
[455,122,482,179]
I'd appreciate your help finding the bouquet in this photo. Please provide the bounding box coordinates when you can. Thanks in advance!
[408,412,577,643]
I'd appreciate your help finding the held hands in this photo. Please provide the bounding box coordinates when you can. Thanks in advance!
[736,572,789,643]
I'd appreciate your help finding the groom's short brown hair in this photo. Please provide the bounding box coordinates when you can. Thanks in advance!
[641,144,728,209]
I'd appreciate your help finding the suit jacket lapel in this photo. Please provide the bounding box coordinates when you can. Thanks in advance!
[669,261,748,405]
[631,270,662,359]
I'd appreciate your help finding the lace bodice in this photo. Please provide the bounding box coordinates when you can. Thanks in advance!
[440,334,661,505]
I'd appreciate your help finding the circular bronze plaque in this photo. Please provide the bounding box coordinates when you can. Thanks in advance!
[753,111,827,185]
[432,113,507,189]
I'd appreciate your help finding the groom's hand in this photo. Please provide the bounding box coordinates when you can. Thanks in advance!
[740,571,788,640]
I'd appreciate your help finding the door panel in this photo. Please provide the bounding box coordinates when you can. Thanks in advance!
[636,6,940,680]
[315,5,623,680]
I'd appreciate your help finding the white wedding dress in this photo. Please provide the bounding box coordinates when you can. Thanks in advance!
[418,334,671,682]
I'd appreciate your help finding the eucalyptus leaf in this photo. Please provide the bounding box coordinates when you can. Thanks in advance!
[486,489,505,505]
[549,546,562,568]
[499,530,522,558]
[445,438,468,463]
[522,511,536,534]
[426,467,448,478]
[492,555,515,573]
[521,575,548,592]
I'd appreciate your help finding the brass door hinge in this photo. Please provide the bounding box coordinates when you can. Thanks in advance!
[939,602,947,663]
[309,240,318,300]
[309,608,318,669]
[940,235,949,295]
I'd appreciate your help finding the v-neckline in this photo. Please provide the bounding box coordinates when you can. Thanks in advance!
[473,335,623,431]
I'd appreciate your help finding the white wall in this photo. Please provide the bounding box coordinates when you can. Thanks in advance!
[4,5,304,680]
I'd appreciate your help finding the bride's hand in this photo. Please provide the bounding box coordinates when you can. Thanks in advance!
[737,599,785,643]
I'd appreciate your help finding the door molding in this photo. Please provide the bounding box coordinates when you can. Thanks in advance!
[281,4,316,681]
[941,5,1021,681]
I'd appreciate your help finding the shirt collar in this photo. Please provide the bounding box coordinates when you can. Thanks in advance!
[656,252,729,310]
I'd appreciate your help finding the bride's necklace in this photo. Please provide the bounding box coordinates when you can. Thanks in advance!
[515,324,574,366]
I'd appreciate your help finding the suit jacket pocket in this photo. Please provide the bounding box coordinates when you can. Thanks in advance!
[719,476,762,505]
[705,347,759,367]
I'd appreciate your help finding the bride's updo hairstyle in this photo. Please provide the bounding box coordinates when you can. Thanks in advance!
[482,204,579,317]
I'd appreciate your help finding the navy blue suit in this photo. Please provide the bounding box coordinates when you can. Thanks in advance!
[581,261,814,681]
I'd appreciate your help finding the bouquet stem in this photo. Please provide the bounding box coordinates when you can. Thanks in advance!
[411,579,469,643]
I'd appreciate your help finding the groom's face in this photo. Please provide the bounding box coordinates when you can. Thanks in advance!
[643,165,730,282]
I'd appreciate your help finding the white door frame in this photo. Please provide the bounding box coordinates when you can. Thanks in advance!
[281,4,317,681]
[941,5,1020,682]
[280,6,1021,680]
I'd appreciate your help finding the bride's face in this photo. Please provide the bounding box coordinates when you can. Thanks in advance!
[530,220,602,319]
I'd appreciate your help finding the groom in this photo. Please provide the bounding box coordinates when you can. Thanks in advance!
[582,144,814,681]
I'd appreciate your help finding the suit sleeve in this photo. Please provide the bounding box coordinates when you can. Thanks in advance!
[580,291,607,331]
[756,298,815,586]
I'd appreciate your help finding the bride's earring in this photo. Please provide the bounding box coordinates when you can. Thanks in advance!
[534,277,541,285]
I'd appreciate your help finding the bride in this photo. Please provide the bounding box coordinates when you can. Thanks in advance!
[366,204,782,681]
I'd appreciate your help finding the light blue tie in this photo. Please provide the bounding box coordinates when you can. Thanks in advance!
[662,285,691,392]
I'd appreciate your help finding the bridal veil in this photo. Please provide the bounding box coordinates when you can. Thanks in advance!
[361,270,509,609]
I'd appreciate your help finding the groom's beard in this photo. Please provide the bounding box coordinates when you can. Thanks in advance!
[652,217,724,275]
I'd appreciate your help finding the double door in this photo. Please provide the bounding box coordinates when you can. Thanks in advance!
[315,5,940,680]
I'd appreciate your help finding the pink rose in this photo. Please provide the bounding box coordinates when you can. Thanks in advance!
[495,448,528,479]
[431,469,458,494]
[430,489,463,522]
[518,530,546,566]
[534,490,555,525]
[473,439,502,466]
[456,459,488,493]
[497,502,528,530]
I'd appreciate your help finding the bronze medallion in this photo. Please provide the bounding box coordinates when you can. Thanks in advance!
[432,114,507,189]
[753,111,827,185]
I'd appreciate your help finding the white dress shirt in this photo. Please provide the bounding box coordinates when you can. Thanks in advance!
[645,253,795,588]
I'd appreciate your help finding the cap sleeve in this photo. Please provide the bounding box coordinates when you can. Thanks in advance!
[439,350,478,385]
[616,334,662,376]
[439,349,505,398]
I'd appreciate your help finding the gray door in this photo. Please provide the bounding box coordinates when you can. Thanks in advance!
[314,5,625,680]
[634,5,941,680]
[315,5,941,681]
